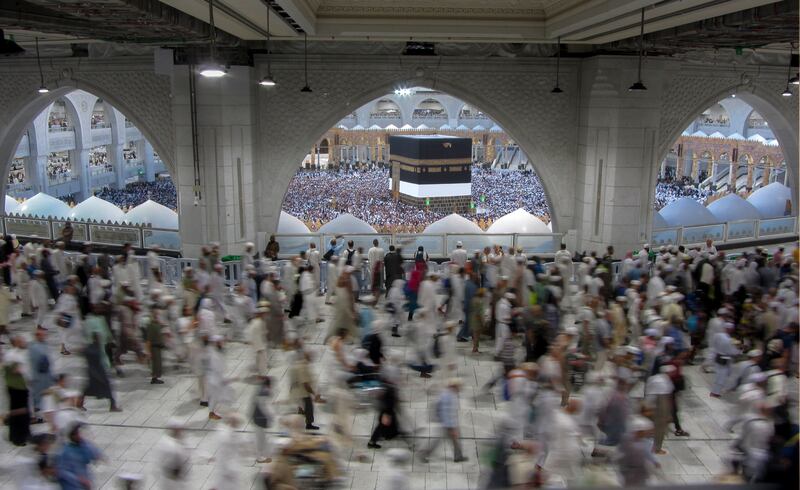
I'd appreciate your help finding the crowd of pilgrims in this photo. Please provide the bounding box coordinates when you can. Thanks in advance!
[653,176,713,211]
[281,166,553,233]
[0,232,797,489]
[94,179,177,211]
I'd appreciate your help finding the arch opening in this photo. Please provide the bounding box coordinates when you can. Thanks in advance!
[278,86,554,235]
[653,95,794,231]
[2,88,177,223]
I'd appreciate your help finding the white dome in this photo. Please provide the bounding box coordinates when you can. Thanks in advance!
[69,196,127,223]
[708,131,725,139]
[489,124,502,132]
[706,194,761,222]
[748,134,767,143]
[747,182,793,219]
[439,123,452,130]
[350,124,365,130]
[547,220,552,231]
[125,200,179,229]
[658,197,717,227]
[416,124,430,130]
[400,124,414,130]
[385,124,399,130]
[318,213,377,234]
[767,139,779,147]
[455,124,469,131]
[473,124,486,131]
[691,130,707,137]
[652,211,670,229]
[423,213,483,234]
[5,195,19,214]
[486,208,550,234]
[277,211,310,234]
[17,193,71,219]
[727,132,745,140]
[368,124,382,130]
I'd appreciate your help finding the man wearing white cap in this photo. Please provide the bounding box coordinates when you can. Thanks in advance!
[248,301,270,377]
[419,378,467,463]
[385,448,411,489]
[411,270,440,378]
[710,322,741,397]
[209,413,245,490]
[617,416,660,486]
[156,418,191,489]
[306,242,321,293]
[367,238,385,302]
[728,350,763,392]
[646,365,675,454]
[702,307,730,373]
[450,240,467,268]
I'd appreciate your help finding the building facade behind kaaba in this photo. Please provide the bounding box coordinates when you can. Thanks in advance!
[388,135,473,213]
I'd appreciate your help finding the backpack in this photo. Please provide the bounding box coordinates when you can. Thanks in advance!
[323,248,334,262]
[345,249,355,266]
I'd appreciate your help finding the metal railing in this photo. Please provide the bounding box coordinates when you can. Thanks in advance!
[270,232,565,259]
[1,215,180,251]
[651,216,798,247]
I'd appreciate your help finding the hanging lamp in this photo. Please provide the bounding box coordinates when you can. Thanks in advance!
[628,8,647,91]
[551,37,563,94]
[35,37,48,93]
[199,0,227,78]
[300,33,312,92]
[259,7,276,86]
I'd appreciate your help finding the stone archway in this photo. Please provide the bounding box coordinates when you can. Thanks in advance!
[0,73,175,204]
[256,64,576,238]
[651,80,799,232]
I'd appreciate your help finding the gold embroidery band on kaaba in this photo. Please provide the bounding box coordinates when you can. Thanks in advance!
[398,164,471,173]
[390,156,472,166]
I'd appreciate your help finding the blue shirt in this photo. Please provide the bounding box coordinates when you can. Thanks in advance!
[326,240,344,259]
[437,389,460,428]
[57,440,102,490]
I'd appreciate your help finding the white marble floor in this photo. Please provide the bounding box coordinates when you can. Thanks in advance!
[0,295,792,489]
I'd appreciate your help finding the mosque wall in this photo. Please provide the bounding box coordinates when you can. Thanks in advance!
[0,56,174,194]
[253,54,581,249]
[0,52,795,258]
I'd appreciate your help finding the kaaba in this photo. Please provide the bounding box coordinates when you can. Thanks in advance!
[388,134,472,213]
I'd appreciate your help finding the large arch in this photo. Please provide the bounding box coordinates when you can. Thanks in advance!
[260,73,568,237]
[270,82,559,234]
[651,84,798,231]
[0,78,175,207]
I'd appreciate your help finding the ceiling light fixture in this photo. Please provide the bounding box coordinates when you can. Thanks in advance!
[551,37,563,94]
[787,43,798,86]
[300,33,312,92]
[199,0,227,78]
[259,6,276,87]
[394,88,412,97]
[781,85,792,97]
[35,37,48,93]
[628,8,647,92]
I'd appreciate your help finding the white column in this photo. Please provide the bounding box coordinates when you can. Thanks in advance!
[72,148,90,201]
[110,143,126,188]
[172,65,257,257]
[33,155,48,194]
[143,140,155,181]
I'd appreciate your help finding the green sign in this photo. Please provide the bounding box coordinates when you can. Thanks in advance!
[425,197,430,206]
[480,194,486,203]
[469,201,475,209]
